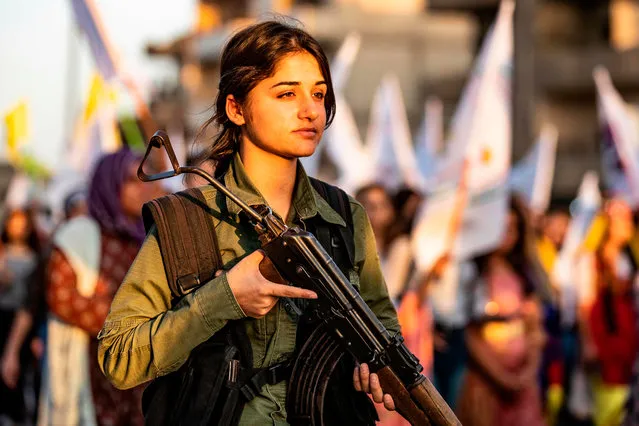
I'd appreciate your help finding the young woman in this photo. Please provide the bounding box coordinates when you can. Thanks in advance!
[98,20,400,425]
[355,184,414,303]
[0,208,41,424]
[577,198,637,426]
[43,150,158,426]
[455,196,548,426]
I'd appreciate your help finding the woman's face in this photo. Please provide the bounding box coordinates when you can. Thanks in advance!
[606,199,634,246]
[235,51,327,160]
[6,210,30,243]
[120,164,159,220]
[499,210,519,254]
[359,187,395,234]
[543,212,570,248]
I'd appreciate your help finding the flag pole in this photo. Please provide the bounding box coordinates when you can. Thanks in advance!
[63,16,80,158]
[513,0,535,160]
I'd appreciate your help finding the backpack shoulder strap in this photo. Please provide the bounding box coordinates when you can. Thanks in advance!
[308,177,355,269]
[142,187,223,299]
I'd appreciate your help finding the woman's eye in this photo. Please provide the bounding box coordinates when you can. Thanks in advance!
[278,91,294,98]
[314,92,325,100]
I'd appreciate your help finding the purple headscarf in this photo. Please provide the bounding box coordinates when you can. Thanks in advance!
[88,149,146,244]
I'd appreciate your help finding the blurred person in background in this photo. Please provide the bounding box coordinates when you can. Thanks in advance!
[41,149,157,426]
[356,184,414,304]
[1,189,87,425]
[0,208,41,425]
[623,218,639,426]
[533,208,570,425]
[362,185,428,426]
[576,198,637,426]
[456,196,548,426]
[537,208,570,276]
[413,255,472,412]
[391,186,423,240]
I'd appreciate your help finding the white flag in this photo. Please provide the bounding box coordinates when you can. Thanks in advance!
[412,0,514,269]
[330,32,362,94]
[552,172,601,327]
[509,124,558,214]
[323,94,368,194]
[441,0,514,259]
[365,74,422,192]
[411,176,464,272]
[414,97,444,187]
[445,0,514,168]
[594,66,639,207]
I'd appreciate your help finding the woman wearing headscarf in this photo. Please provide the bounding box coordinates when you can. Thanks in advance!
[41,149,159,426]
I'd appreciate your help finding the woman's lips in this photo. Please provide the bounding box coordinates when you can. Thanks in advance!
[293,128,318,138]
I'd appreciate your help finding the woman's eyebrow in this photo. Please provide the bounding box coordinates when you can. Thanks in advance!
[270,81,327,89]
[271,81,300,89]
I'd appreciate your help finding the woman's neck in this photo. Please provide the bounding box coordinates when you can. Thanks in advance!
[5,242,30,254]
[486,254,510,272]
[239,143,298,221]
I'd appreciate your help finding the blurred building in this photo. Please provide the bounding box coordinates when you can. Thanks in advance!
[148,0,639,201]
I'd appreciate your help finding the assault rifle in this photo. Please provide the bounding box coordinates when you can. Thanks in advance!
[138,130,460,426]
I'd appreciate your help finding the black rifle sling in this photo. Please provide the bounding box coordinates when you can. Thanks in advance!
[308,177,355,269]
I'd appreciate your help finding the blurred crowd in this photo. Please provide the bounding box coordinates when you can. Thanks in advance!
[0,147,635,426]
[0,149,165,426]
[356,184,639,426]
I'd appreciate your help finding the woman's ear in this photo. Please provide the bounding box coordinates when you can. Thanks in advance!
[226,94,245,126]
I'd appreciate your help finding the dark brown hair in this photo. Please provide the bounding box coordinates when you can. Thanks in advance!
[1,208,41,253]
[196,19,336,174]
[473,194,551,302]
[355,183,396,253]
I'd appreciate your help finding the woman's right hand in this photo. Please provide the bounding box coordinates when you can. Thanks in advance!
[226,250,318,318]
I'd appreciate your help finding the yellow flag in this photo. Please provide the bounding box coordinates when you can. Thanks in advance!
[582,214,607,251]
[83,73,118,123]
[84,74,104,122]
[4,101,29,158]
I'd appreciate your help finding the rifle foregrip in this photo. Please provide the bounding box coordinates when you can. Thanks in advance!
[376,367,431,426]
[377,367,461,426]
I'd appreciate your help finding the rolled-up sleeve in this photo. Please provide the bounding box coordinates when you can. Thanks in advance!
[350,199,400,334]
[97,226,246,390]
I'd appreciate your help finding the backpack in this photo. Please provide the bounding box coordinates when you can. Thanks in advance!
[140,179,375,426]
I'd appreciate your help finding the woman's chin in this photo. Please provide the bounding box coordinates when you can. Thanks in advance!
[291,140,319,158]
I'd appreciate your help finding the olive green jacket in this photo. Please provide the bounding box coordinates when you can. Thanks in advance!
[97,153,400,425]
